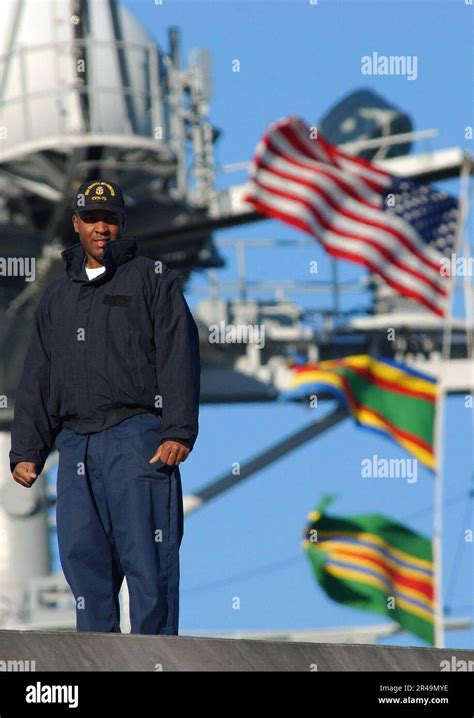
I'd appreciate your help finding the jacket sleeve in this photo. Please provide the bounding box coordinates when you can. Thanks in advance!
[9,297,60,476]
[151,268,201,451]
[165,438,192,449]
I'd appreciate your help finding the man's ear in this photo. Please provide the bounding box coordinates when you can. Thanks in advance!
[72,213,79,233]
[121,214,127,231]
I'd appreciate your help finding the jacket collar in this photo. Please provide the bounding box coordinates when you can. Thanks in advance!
[61,238,138,283]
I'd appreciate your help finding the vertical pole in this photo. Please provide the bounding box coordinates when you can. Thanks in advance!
[237,241,247,301]
[166,27,187,199]
[331,258,340,323]
[19,46,30,141]
[149,44,164,143]
[432,155,471,647]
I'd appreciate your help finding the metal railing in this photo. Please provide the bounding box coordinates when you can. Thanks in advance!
[0,38,163,140]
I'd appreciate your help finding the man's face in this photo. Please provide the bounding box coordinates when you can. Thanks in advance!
[72,209,125,267]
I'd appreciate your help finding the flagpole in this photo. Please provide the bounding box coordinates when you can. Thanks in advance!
[461,172,474,476]
[432,154,471,648]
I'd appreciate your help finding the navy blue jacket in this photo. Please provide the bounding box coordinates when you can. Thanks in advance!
[9,238,201,476]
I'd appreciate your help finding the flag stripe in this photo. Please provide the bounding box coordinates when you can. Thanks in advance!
[310,537,433,578]
[284,355,436,468]
[253,165,445,289]
[266,130,384,205]
[323,562,434,622]
[292,363,435,402]
[255,130,446,269]
[303,501,435,643]
[321,547,434,603]
[246,190,447,315]
[291,372,433,456]
[244,116,452,316]
[264,127,445,270]
[318,355,437,386]
[294,368,435,445]
[311,530,433,570]
[324,558,434,613]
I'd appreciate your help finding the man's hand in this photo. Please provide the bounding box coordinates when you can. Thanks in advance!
[12,461,38,488]
[150,440,190,467]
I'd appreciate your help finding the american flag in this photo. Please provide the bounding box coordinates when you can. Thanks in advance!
[243,116,459,316]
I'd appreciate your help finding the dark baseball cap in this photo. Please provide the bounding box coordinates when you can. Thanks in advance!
[73,180,125,214]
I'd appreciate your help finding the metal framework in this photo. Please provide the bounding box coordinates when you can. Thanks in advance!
[0,0,473,636]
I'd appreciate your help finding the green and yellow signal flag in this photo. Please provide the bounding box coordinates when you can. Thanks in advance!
[283,354,437,470]
[303,496,435,645]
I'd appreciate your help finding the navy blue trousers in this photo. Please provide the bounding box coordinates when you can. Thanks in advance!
[55,412,184,634]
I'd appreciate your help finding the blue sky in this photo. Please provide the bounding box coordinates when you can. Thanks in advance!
[95,0,474,647]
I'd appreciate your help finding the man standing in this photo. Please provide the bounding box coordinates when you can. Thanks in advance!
[9,180,201,635]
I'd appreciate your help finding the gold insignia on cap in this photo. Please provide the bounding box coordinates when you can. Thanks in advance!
[101,182,115,196]
[84,181,116,197]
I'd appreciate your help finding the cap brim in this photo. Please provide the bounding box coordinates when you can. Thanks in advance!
[75,207,124,215]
